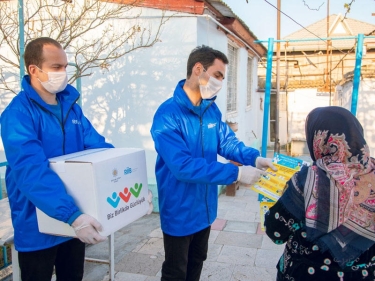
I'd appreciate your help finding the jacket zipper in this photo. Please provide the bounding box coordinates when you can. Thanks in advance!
[61,97,79,154]
[198,101,214,225]
[31,97,79,155]
[198,116,209,223]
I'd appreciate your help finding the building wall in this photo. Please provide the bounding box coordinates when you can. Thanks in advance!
[337,78,375,155]
[287,89,330,141]
[80,10,197,182]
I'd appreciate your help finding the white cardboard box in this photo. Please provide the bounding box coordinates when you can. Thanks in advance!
[36,148,149,237]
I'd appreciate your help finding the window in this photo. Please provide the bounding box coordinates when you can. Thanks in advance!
[246,56,253,107]
[227,44,238,113]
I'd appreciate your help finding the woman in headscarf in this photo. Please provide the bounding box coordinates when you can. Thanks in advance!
[265,106,375,281]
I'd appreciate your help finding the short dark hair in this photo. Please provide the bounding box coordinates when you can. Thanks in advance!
[186,45,228,78]
[24,37,63,75]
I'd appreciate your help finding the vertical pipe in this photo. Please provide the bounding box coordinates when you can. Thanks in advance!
[261,38,274,157]
[351,33,364,116]
[275,0,281,154]
[18,0,25,87]
[76,77,82,107]
[109,234,114,281]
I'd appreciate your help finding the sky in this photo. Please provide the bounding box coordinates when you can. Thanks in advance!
[222,0,375,40]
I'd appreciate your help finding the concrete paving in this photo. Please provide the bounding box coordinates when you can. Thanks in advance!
[83,186,285,281]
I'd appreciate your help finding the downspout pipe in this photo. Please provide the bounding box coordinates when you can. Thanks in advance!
[18,0,25,88]
[68,63,82,107]
[261,38,274,157]
[351,33,364,116]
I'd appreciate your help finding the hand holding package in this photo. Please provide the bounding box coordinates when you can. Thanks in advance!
[72,214,107,244]
[237,165,266,186]
[255,157,277,171]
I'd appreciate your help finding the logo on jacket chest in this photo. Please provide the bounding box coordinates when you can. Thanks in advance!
[71,119,81,125]
[207,123,217,129]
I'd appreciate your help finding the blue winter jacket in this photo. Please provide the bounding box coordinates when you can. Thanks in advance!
[1,76,113,251]
[150,80,260,236]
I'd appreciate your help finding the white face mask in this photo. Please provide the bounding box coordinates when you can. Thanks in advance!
[36,67,68,94]
[199,69,222,99]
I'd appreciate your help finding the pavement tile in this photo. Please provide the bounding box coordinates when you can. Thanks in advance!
[245,200,264,213]
[109,272,148,281]
[214,231,263,248]
[234,188,256,198]
[230,264,278,281]
[135,237,164,256]
[254,211,262,223]
[255,249,284,268]
[244,188,259,198]
[218,201,247,211]
[223,221,258,234]
[219,195,236,202]
[115,252,163,276]
[211,218,227,230]
[217,208,228,219]
[207,243,223,261]
[208,229,220,244]
[235,188,246,196]
[217,245,257,265]
[145,277,161,281]
[148,227,163,238]
[224,209,256,222]
[200,261,234,280]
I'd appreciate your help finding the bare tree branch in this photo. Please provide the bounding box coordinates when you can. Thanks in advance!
[302,0,324,11]
[343,0,355,20]
[0,0,170,93]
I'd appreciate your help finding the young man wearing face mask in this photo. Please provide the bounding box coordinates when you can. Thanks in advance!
[1,37,114,281]
[150,45,276,281]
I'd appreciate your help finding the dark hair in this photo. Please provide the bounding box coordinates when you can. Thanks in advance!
[186,45,228,78]
[24,37,63,75]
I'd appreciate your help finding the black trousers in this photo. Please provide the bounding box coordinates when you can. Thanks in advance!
[18,238,85,281]
[161,226,211,281]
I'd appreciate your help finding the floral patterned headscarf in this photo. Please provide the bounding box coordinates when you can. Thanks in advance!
[303,106,375,267]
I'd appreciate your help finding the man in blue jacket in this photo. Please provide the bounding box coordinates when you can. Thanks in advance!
[150,45,276,281]
[1,37,114,281]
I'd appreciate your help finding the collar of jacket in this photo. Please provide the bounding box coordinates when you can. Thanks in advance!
[174,79,216,116]
[22,75,80,110]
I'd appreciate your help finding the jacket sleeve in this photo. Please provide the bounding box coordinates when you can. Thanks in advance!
[1,108,81,223]
[151,111,239,185]
[217,120,260,167]
[74,105,114,149]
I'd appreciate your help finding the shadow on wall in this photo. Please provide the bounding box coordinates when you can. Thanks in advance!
[81,20,197,177]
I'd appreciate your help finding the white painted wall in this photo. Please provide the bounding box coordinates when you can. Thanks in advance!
[287,89,330,141]
[337,78,375,155]
[235,48,260,150]
[80,11,197,182]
